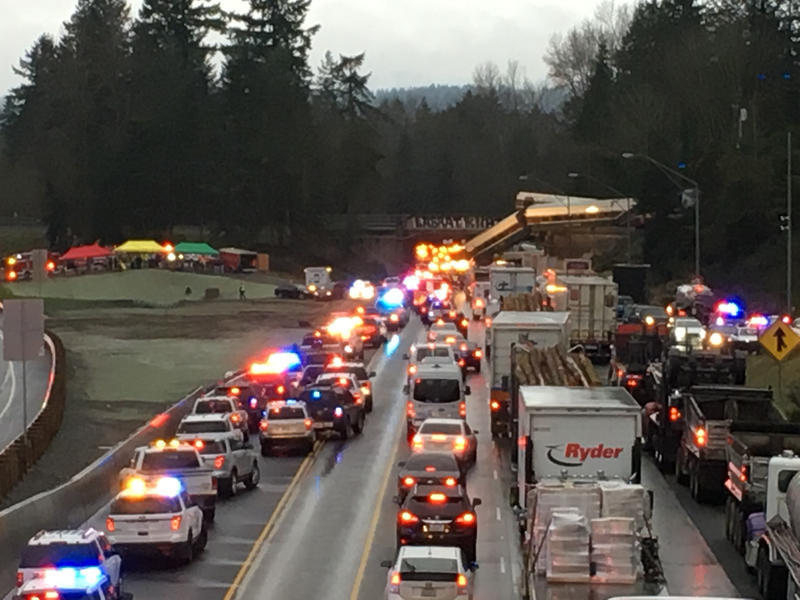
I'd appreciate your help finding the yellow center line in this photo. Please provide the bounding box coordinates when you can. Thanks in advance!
[349,415,405,600]
[223,440,324,600]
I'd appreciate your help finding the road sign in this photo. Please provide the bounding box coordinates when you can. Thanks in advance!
[759,319,800,361]
[2,298,44,361]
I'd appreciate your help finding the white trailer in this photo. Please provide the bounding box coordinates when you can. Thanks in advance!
[516,386,642,509]
[548,274,618,360]
[489,266,536,301]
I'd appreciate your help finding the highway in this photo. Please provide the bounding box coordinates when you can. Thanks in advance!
[4,313,756,600]
[0,314,51,453]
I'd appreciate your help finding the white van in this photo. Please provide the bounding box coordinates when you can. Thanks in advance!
[405,362,470,440]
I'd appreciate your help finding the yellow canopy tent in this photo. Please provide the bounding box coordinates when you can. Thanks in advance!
[114,240,166,254]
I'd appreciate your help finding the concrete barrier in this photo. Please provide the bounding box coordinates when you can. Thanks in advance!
[0,379,214,591]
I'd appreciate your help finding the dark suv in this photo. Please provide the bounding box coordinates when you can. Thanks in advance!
[396,484,481,563]
[298,385,366,439]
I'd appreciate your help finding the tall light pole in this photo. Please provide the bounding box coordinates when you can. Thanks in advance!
[783,132,793,314]
[622,152,701,277]
[568,171,633,264]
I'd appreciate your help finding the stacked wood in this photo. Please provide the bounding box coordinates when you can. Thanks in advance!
[513,344,597,387]
[501,292,544,311]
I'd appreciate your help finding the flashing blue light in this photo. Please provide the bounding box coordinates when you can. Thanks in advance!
[758,73,767,80]
[312,390,321,399]
[378,287,405,308]
[784,72,792,80]
[44,566,104,588]
[155,476,182,497]
[334,406,344,418]
[677,161,687,169]
[286,399,297,405]
[267,352,301,372]
[717,301,742,318]
[384,334,401,357]
[262,410,267,416]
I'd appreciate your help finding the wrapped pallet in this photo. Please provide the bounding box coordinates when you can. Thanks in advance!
[591,517,640,584]
[547,510,591,582]
[598,481,649,530]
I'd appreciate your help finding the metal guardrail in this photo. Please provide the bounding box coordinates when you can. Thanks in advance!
[0,332,61,498]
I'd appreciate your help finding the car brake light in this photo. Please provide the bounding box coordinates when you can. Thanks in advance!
[170,515,182,531]
[429,492,446,503]
[454,436,466,452]
[459,402,466,417]
[456,512,476,525]
[432,434,447,441]
[695,427,707,447]
[16,571,23,587]
[474,349,482,358]
[214,455,225,469]
[444,477,457,487]
[669,406,681,421]
[625,378,639,388]
[412,434,423,450]
[490,400,500,411]
[389,571,401,592]
[230,387,240,395]
[460,343,468,351]
[106,517,115,532]
[458,359,465,367]
[277,385,285,394]
[399,511,419,524]
[304,418,313,430]
[407,402,416,418]
[353,393,362,404]
[231,413,241,423]
[741,464,748,482]
[408,364,417,375]
[259,420,269,431]
[403,476,416,487]
[425,465,436,472]
[457,573,468,588]
[249,398,258,409]
[193,439,205,450]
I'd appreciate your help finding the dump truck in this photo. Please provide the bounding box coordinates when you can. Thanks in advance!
[487,312,571,438]
[674,386,784,503]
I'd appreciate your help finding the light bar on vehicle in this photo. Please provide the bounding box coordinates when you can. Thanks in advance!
[43,566,103,589]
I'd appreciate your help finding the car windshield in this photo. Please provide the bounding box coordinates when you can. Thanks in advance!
[140,450,199,470]
[196,440,226,455]
[399,557,459,580]
[419,422,462,435]
[110,496,182,514]
[301,366,326,384]
[195,400,232,414]
[269,406,306,419]
[406,453,458,471]
[413,379,461,403]
[326,366,368,380]
[177,421,228,434]
[20,543,100,568]
[416,348,450,360]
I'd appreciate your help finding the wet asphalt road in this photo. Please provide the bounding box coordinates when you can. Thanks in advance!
[0,314,51,452]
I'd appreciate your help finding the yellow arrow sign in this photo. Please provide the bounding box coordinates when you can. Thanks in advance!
[759,320,800,361]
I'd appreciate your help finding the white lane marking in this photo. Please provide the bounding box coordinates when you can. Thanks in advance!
[493,469,498,480]
[499,556,506,574]
[0,358,18,422]
[496,506,501,521]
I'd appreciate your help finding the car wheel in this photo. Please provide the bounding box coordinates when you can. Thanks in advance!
[180,532,194,565]
[366,397,373,413]
[203,507,215,523]
[261,441,271,457]
[339,418,351,440]
[194,527,208,554]
[245,462,260,490]
[352,411,366,435]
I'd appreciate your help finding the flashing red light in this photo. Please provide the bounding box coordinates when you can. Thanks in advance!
[669,406,681,421]
[150,413,169,428]
[304,418,313,430]
[783,315,792,324]
[46,260,56,272]
[695,427,707,447]
[230,413,242,423]
[105,517,115,532]
[259,420,269,431]
[7,270,17,281]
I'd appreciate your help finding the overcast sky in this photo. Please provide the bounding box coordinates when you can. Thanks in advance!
[0,0,604,94]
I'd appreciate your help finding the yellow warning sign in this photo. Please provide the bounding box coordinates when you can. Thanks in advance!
[759,320,800,361]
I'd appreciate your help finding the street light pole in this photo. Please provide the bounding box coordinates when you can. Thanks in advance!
[622,152,701,276]
[568,171,632,264]
[788,132,793,314]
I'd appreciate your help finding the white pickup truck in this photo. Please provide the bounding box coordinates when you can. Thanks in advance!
[120,440,217,522]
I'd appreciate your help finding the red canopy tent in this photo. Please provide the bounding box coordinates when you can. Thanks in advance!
[60,243,113,261]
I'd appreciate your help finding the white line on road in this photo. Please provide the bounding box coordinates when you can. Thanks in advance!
[0,357,18,422]
[496,506,501,521]
[493,469,498,480]
[499,556,506,574]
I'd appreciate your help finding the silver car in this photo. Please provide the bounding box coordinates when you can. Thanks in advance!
[382,545,474,599]
[191,432,260,498]
[259,400,316,455]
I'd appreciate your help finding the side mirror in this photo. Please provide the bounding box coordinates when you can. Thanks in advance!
[473,498,482,507]
[397,461,406,467]
[469,562,479,571]
[369,371,377,378]
[464,386,471,396]
[403,385,409,395]
[402,353,409,360]
[380,560,393,569]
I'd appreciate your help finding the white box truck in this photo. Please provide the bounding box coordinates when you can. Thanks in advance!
[488,312,571,438]
[489,266,536,301]
[547,274,617,361]
[516,386,642,509]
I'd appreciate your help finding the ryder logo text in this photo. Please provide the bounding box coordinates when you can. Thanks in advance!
[547,443,624,467]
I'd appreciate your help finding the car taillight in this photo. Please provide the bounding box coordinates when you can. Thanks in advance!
[461,319,468,327]
[304,418,313,430]
[669,406,681,421]
[457,573,468,589]
[334,406,344,418]
[741,464,748,482]
[259,420,269,431]
[408,365,417,375]
[490,400,500,411]
[695,427,707,447]
[230,387,240,395]
[454,436,466,452]
[625,378,639,388]
[214,455,225,469]
[412,434,423,450]
[458,359,465,367]
[399,511,419,524]
[353,393,362,404]
[212,477,218,490]
[361,385,370,396]
[460,343,468,352]
[389,571,401,593]
[16,571,23,587]
[459,402,466,417]
[170,515,182,531]
[403,476,416,487]
[444,477,457,487]
[456,511,476,525]
[474,349,482,358]
[106,517,115,532]
[231,413,241,423]
[407,402,416,418]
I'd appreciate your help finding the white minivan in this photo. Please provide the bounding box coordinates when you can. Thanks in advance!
[405,362,470,440]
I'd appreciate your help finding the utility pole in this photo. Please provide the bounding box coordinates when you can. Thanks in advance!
[788,131,793,314]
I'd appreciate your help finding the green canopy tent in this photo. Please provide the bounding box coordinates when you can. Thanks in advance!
[174,242,219,256]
